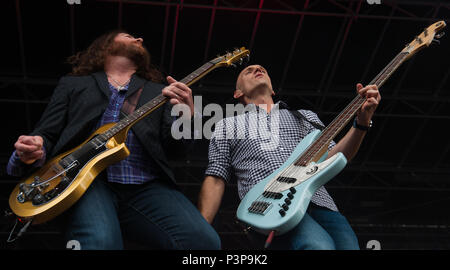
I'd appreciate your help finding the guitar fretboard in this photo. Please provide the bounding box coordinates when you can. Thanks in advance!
[295,51,409,166]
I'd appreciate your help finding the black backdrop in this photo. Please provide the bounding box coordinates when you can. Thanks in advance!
[1,0,449,250]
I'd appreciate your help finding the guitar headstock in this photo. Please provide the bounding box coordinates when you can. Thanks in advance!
[210,47,250,68]
[402,20,446,58]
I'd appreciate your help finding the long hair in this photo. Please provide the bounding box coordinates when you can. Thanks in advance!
[67,30,165,83]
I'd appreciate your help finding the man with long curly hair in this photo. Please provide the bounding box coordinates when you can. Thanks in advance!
[7,30,221,250]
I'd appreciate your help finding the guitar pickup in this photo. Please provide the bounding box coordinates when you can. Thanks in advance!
[276,176,296,183]
[262,191,283,199]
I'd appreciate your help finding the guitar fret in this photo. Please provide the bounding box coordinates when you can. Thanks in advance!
[180,63,215,85]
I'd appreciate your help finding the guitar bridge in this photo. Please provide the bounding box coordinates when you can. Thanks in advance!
[248,201,272,215]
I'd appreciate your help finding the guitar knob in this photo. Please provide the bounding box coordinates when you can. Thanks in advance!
[282,204,289,211]
[17,192,25,203]
[284,198,291,205]
[287,192,294,199]
[279,209,286,217]
[289,187,296,194]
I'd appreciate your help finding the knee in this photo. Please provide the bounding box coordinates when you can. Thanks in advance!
[205,230,222,250]
[188,226,222,250]
[65,227,123,250]
[299,239,336,250]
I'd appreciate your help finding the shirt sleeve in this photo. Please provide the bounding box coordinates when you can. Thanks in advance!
[29,77,72,156]
[6,147,47,177]
[204,119,232,183]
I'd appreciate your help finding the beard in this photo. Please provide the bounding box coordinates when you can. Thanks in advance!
[107,41,151,72]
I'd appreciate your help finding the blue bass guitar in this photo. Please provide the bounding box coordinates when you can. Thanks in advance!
[236,21,446,236]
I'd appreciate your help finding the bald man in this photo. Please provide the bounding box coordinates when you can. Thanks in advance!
[198,64,380,250]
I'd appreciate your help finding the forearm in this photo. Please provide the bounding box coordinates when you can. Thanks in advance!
[328,126,367,163]
[328,83,380,163]
[198,175,226,224]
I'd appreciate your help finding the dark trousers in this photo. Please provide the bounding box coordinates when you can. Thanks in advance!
[63,178,221,250]
[245,204,360,250]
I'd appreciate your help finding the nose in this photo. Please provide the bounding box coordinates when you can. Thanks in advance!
[254,66,264,74]
[135,37,143,43]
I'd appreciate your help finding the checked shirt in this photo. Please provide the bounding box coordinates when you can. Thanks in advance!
[205,101,339,212]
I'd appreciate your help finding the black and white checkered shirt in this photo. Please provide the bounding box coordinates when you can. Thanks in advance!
[205,101,339,212]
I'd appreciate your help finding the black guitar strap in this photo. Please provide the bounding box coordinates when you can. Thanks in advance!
[121,87,143,116]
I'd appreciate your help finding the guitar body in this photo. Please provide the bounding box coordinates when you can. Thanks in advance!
[9,123,130,224]
[236,130,347,236]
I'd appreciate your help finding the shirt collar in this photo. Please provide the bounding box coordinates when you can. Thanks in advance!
[108,81,130,93]
[243,100,290,114]
[276,100,290,110]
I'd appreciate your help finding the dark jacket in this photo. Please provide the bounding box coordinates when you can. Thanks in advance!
[30,71,179,184]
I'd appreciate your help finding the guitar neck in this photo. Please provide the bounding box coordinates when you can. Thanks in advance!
[103,61,217,140]
[295,50,409,166]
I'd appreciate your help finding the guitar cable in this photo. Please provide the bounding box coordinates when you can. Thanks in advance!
[6,214,32,243]
[264,230,276,249]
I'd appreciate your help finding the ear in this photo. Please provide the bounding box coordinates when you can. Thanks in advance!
[234,89,244,99]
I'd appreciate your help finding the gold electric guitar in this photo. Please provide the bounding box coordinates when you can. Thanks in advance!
[9,48,250,225]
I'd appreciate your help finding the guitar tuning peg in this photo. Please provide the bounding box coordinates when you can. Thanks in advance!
[435,31,445,39]
[432,38,441,45]
[230,63,237,68]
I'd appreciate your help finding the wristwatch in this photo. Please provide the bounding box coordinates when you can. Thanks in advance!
[353,117,372,131]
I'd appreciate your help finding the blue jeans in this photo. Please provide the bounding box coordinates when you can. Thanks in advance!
[63,178,221,250]
[247,204,359,250]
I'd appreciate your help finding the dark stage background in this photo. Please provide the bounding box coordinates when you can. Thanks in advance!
[0,0,449,250]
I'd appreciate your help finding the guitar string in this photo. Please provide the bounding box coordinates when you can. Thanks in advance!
[256,96,364,208]
[250,52,408,214]
[36,62,218,187]
[102,62,215,140]
[265,51,408,204]
[20,53,249,209]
